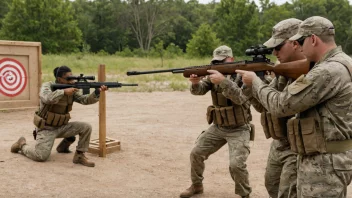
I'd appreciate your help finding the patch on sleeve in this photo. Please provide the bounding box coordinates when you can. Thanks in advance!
[288,74,312,95]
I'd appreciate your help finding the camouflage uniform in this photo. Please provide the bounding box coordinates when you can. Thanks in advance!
[246,19,304,198]
[250,17,352,198]
[21,81,99,162]
[187,46,252,197]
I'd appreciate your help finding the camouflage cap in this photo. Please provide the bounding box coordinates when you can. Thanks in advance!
[289,16,335,41]
[212,45,233,61]
[263,18,302,48]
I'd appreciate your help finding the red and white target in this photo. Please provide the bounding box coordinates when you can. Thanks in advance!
[0,58,27,97]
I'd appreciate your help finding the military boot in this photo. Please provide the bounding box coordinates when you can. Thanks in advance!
[56,136,76,153]
[73,151,95,167]
[180,184,203,198]
[11,137,26,153]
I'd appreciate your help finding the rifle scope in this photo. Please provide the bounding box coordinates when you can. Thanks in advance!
[245,45,273,56]
[66,74,95,81]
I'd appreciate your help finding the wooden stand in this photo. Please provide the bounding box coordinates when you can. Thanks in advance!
[87,64,121,157]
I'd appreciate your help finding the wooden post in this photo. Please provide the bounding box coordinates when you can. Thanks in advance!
[98,64,107,157]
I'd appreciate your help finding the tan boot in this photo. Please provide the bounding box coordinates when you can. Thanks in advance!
[180,184,203,198]
[56,136,76,153]
[11,137,26,153]
[73,151,95,167]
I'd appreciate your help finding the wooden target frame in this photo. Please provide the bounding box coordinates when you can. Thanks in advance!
[0,40,41,110]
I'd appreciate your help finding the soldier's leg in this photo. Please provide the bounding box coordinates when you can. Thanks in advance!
[56,121,92,152]
[56,121,94,167]
[297,151,352,198]
[190,125,227,184]
[264,141,282,198]
[21,129,57,162]
[226,125,251,197]
[278,147,297,198]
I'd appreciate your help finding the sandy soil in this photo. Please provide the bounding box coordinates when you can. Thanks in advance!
[1,92,351,198]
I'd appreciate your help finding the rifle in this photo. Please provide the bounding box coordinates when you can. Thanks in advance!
[52,74,138,94]
[127,46,311,79]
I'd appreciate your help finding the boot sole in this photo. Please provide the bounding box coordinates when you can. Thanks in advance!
[180,190,203,198]
[73,160,95,167]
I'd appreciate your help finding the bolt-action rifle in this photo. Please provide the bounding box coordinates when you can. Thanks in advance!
[127,46,311,79]
[51,74,138,94]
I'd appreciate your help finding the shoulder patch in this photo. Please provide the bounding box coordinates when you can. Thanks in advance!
[288,74,312,95]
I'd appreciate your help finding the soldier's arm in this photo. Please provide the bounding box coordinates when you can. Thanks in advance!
[244,77,278,113]
[219,77,248,105]
[190,77,212,95]
[73,89,100,105]
[251,63,344,117]
[40,82,65,104]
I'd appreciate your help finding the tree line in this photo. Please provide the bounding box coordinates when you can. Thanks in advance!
[1,0,352,56]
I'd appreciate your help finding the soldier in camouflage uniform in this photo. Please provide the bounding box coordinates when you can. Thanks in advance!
[238,16,352,197]
[11,66,107,167]
[180,46,252,198]
[246,18,305,198]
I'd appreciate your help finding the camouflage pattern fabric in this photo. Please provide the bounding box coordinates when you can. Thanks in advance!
[189,75,252,196]
[246,76,297,198]
[22,122,92,161]
[250,46,352,196]
[21,81,100,162]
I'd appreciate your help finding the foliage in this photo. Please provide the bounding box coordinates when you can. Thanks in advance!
[0,0,82,54]
[186,23,221,57]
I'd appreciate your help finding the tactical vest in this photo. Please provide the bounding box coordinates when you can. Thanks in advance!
[206,78,250,127]
[33,95,73,129]
[261,76,292,140]
[287,53,352,155]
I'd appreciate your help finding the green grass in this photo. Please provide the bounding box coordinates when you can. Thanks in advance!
[42,54,276,92]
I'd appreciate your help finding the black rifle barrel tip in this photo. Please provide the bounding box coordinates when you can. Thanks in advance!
[126,71,137,76]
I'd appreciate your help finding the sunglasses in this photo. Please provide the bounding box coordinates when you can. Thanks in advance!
[274,41,287,51]
[296,35,311,46]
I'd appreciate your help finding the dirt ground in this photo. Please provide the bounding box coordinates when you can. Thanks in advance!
[1,92,351,198]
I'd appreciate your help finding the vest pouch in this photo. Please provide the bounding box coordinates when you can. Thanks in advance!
[206,106,215,124]
[220,107,229,126]
[266,113,280,139]
[57,114,66,126]
[234,105,246,125]
[225,106,237,126]
[214,108,223,125]
[51,113,61,127]
[299,117,326,155]
[33,113,45,129]
[261,113,271,139]
[287,118,297,152]
[45,111,55,125]
[293,119,305,154]
[63,113,71,125]
[272,117,286,139]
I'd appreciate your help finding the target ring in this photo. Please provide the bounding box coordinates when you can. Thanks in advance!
[0,58,27,97]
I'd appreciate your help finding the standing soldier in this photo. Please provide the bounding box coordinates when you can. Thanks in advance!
[180,46,252,198]
[237,16,352,197]
[11,66,107,167]
[248,18,304,198]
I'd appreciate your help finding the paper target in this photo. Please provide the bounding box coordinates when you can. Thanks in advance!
[0,58,27,97]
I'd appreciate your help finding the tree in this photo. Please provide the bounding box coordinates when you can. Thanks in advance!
[215,0,261,55]
[0,0,12,29]
[125,0,173,51]
[0,0,82,54]
[186,23,221,57]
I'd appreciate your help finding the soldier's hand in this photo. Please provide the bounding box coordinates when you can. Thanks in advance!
[207,70,225,85]
[235,70,257,86]
[64,88,78,96]
[99,85,108,92]
[189,74,202,84]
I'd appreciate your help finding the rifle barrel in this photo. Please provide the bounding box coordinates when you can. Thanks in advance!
[127,68,185,76]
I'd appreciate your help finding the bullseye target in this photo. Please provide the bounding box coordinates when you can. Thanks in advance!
[0,58,27,97]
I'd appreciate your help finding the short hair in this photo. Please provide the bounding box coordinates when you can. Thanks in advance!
[318,35,335,43]
[53,66,71,78]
